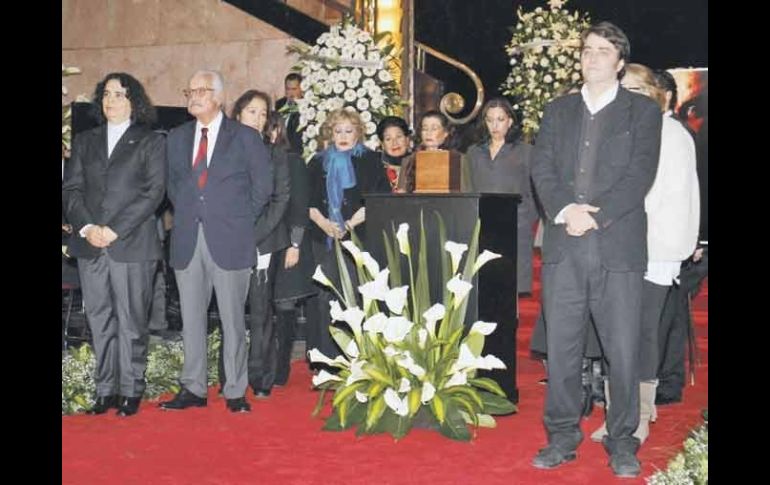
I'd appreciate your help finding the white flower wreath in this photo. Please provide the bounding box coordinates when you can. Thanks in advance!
[286,17,406,161]
[500,0,591,139]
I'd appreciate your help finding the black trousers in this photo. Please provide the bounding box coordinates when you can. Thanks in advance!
[639,280,670,380]
[657,251,708,397]
[541,234,642,455]
[219,258,279,392]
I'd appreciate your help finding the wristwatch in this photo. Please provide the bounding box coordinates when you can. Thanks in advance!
[291,242,300,248]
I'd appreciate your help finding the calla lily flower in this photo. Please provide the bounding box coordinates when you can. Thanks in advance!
[358,268,391,304]
[447,275,473,309]
[307,348,349,368]
[355,390,369,403]
[363,312,387,333]
[383,345,400,357]
[396,352,426,378]
[469,321,497,336]
[329,300,345,322]
[396,223,410,255]
[346,359,366,385]
[423,303,446,335]
[480,354,507,370]
[420,382,436,403]
[361,251,380,275]
[341,306,366,336]
[312,369,343,387]
[472,250,502,275]
[444,241,468,273]
[445,372,468,388]
[418,328,428,348]
[384,388,410,417]
[312,265,332,287]
[344,339,360,358]
[341,240,363,264]
[385,285,409,315]
[398,377,411,393]
[383,316,414,343]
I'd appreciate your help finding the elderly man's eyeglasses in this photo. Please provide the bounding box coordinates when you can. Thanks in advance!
[183,87,215,99]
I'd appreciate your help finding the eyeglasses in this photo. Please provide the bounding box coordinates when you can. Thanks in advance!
[183,87,215,99]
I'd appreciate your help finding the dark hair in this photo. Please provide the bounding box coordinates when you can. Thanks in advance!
[654,69,678,111]
[230,89,272,126]
[581,21,631,79]
[376,116,411,141]
[417,110,456,149]
[285,73,302,84]
[477,97,522,144]
[92,72,157,125]
[265,111,289,147]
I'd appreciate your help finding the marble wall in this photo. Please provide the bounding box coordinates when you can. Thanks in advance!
[62,0,308,111]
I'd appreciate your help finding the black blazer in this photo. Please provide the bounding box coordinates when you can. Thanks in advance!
[307,148,390,244]
[530,88,662,271]
[276,97,303,154]
[254,143,291,254]
[63,123,166,262]
[166,115,272,271]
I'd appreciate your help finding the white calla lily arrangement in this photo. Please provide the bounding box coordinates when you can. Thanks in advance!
[285,15,406,161]
[308,213,517,441]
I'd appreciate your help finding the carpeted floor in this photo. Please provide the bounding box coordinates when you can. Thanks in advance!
[62,257,708,485]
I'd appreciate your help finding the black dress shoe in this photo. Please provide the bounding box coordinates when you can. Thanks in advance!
[226,397,251,413]
[86,395,119,415]
[116,397,141,417]
[253,388,271,399]
[159,388,207,410]
[532,445,577,469]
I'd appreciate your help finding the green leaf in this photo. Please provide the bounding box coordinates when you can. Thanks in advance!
[334,240,357,308]
[364,366,394,387]
[312,388,328,417]
[478,390,518,415]
[475,413,497,428]
[434,211,451,305]
[322,409,345,431]
[430,393,446,424]
[438,402,472,441]
[453,396,480,427]
[383,225,402,287]
[379,410,413,440]
[408,388,422,417]
[329,326,353,358]
[469,377,507,397]
[445,385,484,410]
[332,380,368,408]
[414,211,431,320]
[365,394,387,431]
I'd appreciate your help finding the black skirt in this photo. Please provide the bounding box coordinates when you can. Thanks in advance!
[272,237,318,304]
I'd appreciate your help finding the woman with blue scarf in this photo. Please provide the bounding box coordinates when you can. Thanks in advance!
[306,108,390,359]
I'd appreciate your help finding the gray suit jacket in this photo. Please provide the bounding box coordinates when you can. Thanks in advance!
[63,124,166,262]
[531,88,662,271]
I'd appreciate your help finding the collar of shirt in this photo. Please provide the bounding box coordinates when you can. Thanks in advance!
[580,81,619,115]
[193,111,223,167]
[106,119,131,158]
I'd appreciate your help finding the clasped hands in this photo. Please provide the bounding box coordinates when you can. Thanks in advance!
[85,225,118,248]
[563,204,600,237]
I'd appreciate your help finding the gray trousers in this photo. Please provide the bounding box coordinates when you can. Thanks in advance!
[541,233,642,455]
[78,251,155,398]
[175,226,251,399]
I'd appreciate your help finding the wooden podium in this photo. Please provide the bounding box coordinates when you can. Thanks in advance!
[364,193,521,403]
[414,150,462,192]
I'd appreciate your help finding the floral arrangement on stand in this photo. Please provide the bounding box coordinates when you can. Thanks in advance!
[500,0,590,139]
[308,214,517,441]
[62,330,223,415]
[286,15,406,161]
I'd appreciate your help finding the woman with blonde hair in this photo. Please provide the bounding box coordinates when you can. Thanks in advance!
[306,108,390,359]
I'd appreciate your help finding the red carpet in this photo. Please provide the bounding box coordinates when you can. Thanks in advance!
[62,256,708,484]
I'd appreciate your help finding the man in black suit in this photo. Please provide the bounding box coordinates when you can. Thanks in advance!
[530,22,661,478]
[62,72,166,417]
[159,70,272,413]
[275,73,303,154]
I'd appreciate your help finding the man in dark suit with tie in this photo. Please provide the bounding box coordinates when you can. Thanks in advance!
[159,70,272,413]
[529,22,661,477]
[63,72,166,417]
[275,73,303,154]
